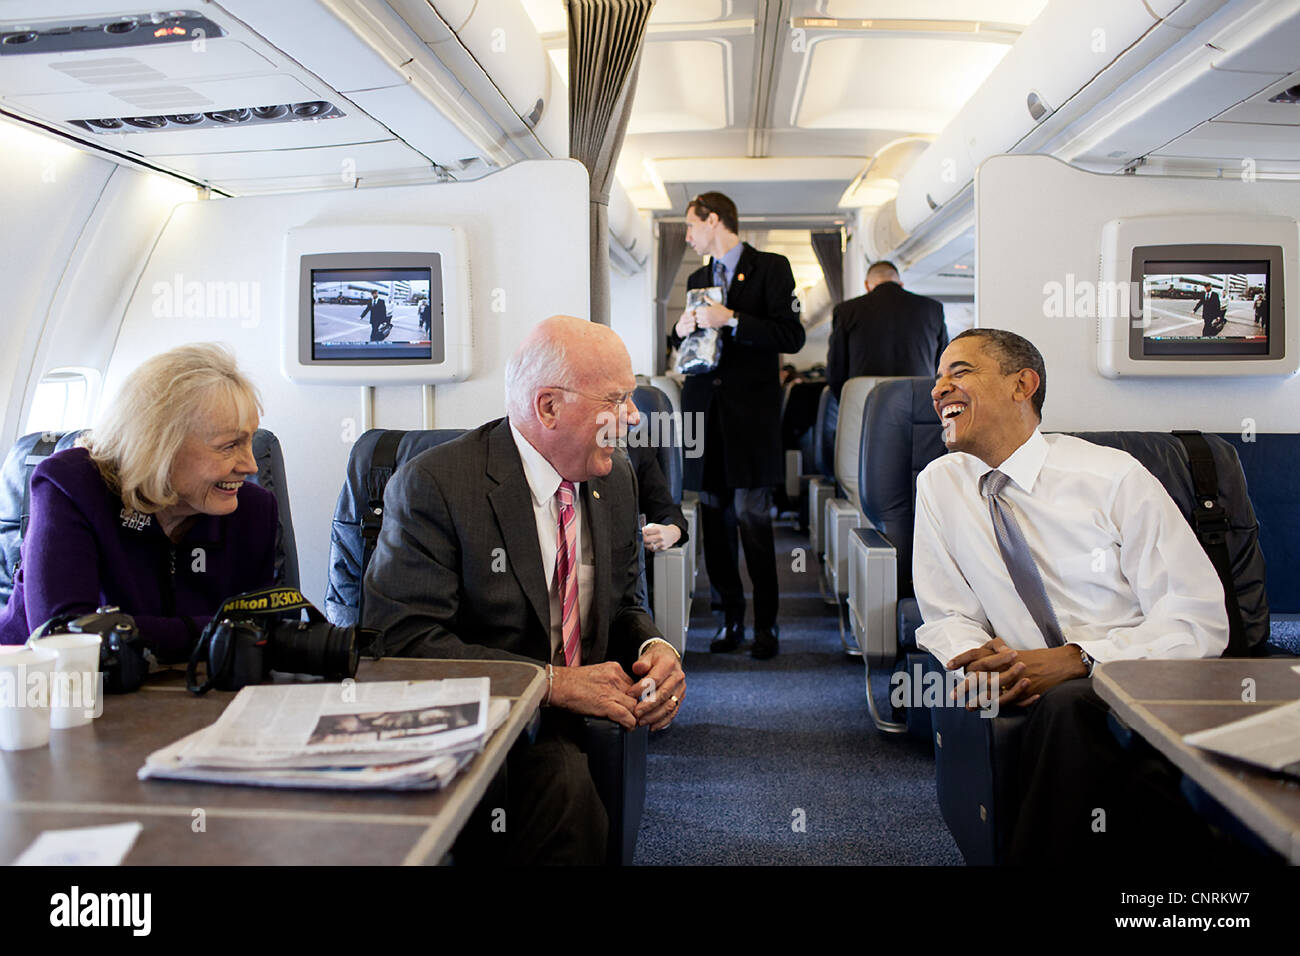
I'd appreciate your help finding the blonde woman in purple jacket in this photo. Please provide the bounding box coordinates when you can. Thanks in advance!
[0,344,278,662]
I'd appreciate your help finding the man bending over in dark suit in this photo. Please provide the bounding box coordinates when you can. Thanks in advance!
[364,315,686,864]
[826,260,947,401]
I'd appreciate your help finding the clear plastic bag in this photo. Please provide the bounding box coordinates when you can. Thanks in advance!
[675,328,723,375]
[675,286,725,375]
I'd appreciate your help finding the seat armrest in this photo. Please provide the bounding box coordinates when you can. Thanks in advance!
[580,719,648,866]
[847,526,897,668]
[930,662,1029,865]
[651,547,688,656]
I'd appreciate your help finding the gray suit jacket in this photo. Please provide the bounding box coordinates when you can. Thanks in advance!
[362,418,659,670]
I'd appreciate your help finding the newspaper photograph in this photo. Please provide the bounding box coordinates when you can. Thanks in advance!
[178,678,490,767]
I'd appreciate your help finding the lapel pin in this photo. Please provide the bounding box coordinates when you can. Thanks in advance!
[737,273,745,282]
[593,490,601,499]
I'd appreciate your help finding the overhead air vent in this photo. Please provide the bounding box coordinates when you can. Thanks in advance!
[0,10,225,56]
[70,100,345,134]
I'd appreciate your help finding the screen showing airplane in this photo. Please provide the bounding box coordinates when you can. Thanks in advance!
[1140,260,1270,357]
[310,267,434,361]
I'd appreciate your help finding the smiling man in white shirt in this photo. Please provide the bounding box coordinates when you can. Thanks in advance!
[914,328,1230,864]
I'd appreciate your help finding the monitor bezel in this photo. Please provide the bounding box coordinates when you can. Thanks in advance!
[298,251,445,367]
[1129,243,1285,362]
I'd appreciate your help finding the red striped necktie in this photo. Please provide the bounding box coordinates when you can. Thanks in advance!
[555,480,581,667]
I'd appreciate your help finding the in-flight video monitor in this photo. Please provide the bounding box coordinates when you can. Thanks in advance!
[1098,217,1294,379]
[283,223,470,385]
[1138,260,1271,357]
[308,265,441,362]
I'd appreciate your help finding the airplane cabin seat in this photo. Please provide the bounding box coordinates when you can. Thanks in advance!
[781,381,825,501]
[327,427,648,867]
[932,431,1276,866]
[630,384,692,656]
[822,377,886,608]
[845,378,947,735]
[804,385,839,556]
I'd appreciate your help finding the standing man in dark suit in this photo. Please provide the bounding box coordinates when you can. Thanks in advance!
[1193,282,1224,336]
[826,260,948,400]
[360,289,388,341]
[670,192,806,659]
[364,315,685,864]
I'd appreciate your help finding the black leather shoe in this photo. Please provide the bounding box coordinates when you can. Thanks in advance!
[710,622,744,653]
[751,626,779,660]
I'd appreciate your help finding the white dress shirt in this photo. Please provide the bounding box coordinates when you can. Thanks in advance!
[509,422,594,664]
[913,429,1229,667]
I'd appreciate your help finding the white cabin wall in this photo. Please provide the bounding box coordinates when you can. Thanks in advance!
[104,160,590,607]
[977,154,1300,433]
[609,250,655,376]
[0,123,107,445]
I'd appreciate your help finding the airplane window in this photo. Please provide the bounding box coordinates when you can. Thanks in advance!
[24,368,99,435]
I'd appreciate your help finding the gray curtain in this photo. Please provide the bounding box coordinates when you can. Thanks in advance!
[654,221,686,374]
[567,0,655,325]
[811,229,846,304]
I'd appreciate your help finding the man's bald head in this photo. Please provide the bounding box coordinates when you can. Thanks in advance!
[865,260,901,292]
[505,315,639,481]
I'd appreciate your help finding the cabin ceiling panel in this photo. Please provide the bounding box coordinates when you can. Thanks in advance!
[817,0,1047,22]
[0,40,276,94]
[1151,119,1300,162]
[626,39,738,134]
[3,74,317,121]
[1213,70,1300,126]
[150,139,428,183]
[791,36,1010,132]
[666,179,849,216]
[653,156,865,182]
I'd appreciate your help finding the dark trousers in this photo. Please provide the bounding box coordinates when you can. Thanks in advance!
[1007,679,1238,866]
[698,487,778,629]
[452,711,608,865]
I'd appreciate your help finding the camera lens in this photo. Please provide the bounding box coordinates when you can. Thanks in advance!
[86,117,125,130]
[166,113,204,124]
[2,31,39,46]
[291,101,331,117]
[123,115,167,129]
[268,620,359,681]
[252,104,288,119]
[105,20,138,35]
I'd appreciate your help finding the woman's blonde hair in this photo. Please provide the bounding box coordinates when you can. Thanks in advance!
[83,343,262,513]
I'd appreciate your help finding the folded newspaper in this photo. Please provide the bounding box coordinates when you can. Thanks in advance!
[1183,697,1300,779]
[139,678,510,791]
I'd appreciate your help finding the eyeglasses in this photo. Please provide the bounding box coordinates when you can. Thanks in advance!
[546,386,636,412]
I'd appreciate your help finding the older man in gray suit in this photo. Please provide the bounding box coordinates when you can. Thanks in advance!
[364,315,685,864]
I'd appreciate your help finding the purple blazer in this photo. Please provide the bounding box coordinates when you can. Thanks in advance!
[0,447,277,662]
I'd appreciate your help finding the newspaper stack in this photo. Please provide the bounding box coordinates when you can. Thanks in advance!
[139,678,510,791]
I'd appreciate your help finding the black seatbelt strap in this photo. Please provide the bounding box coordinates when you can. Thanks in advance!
[358,429,404,655]
[1171,430,1246,656]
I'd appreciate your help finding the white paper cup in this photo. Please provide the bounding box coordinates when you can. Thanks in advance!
[0,647,58,750]
[28,633,102,729]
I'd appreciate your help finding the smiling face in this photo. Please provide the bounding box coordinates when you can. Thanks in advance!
[165,390,259,524]
[545,350,640,482]
[932,335,1040,468]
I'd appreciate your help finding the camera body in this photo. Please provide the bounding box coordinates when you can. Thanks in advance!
[188,588,360,694]
[32,606,147,693]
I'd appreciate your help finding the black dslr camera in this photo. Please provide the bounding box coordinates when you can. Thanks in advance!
[187,586,360,694]
[31,606,148,693]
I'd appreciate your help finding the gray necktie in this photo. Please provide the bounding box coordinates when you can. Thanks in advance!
[713,259,727,304]
[980,469,1065,647]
